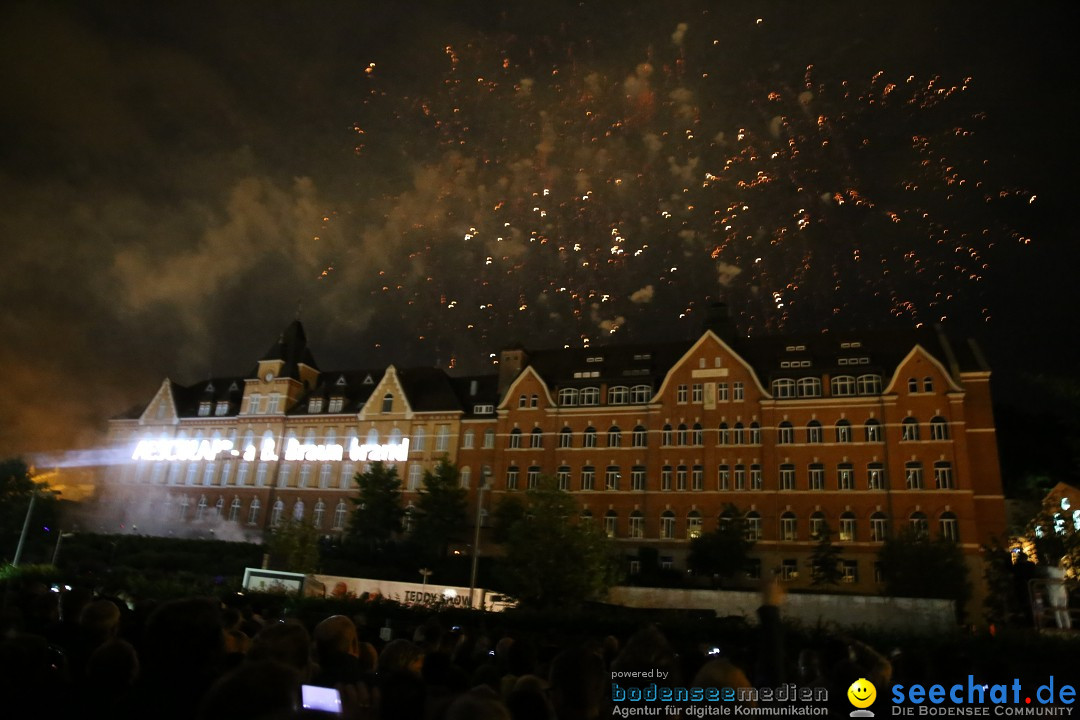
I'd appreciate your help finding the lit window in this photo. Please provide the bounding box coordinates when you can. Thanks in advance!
[839,512,856,542]
[408,464,422,490]
[841,560,858,584]
[270,499,284,528]
[313,500,325,529]
[687,511,703,539]
[229,497,241,522]
[247,499,261,526]
[414,427,427,451]
[333,501,347,530]
[436,425,450,451]
[604,511,617,538]
[198,402,211,417]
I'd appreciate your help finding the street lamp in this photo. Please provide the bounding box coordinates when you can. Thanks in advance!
[52,531,75,567]
[468,468,490,610]
[419,568,433,601]
[12,491,37,567]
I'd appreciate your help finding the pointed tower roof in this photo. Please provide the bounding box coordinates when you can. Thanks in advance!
[260,320,319,378]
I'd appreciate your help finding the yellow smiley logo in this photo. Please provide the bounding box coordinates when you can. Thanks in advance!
[847,678,877,709]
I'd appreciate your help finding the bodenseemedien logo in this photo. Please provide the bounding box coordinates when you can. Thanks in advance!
[849,678,877,718]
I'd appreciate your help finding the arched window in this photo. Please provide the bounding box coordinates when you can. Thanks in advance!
[687,510,703,539]
[718,422,730,446]
[293,500,305,522]
[608,386,630,405]
[905,461,924,489]
[909,511,929,538]
[857,374,882,395]
[923,377,934,393]
[583,426,597,448]
[603,510,617,538]
[867,463,886,490]
[556,466,570,490]
[692,423,703,446]
[806,420,823,443]
[270,499,284,527]
[777,421,794,445]
[772,378,796,398]
[662,424,673,446]
[809,511,826,540]
[901,417,920,441]
[797,377,822,397]
[939,511,959,541]
[718,508,735,530]
[659,510,676,539]
[629,510,645,538]
[934,461,954,489]
[607,426,621,448]
[732,422,745,445]
[677,424,688,446]
[870,512,889,542]
[631,384,652,404]
[381,393,393,413]
[313,500,326,529]
[632,425,647,447]
[527,466,541,489]
[460,467,472,489]
[247,498,261,526]
[333,501,347,530]
[930,416,949,440]
[749,422,762,445]
[780,511,797,541]
[213,496,224,519]
[530,428,543,449]
[559,426,573,448]
[744,511,763,541]
[839,511,856,542]
[908,377,919,393]
[579,387,600,406]
[195,496,207,521]
[831,375,856,397]
[864,419,883,442]
[835,419,852,443]
[558,387,578,406]
[508,428,522,449]
[779,463,796,490]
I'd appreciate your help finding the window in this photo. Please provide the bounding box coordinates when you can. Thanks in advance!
[692,465,704,491]
[629,511,645,539]
[559,388,578,406]
[839,512,856,542]
[733,382,745,400]
[460,467,472,489]
[865,419,883,442]
[838,463,855,490]
[202,463,216,486]
[603,511,617,538]
[660,511,676,539]
[676,466,688,491]
[857,375,882,395]
[745,512,762,541]
[248,394,262,414]
[608,386,630,405]
[909,511,929,538]
[270,499,284,528]
[185,463,198,486]
[798,377,822,397]
[780,464,796,491]
[662,466,673,491]
[905,462,924,490]
[841,560,858,584]
[677,424,688,446]
[462,430,475,449]
[236,463,250,487]
[908,377,919,393]
[718,464,729,490]
[580,387,600,406]
[867,463,886,490]
[530,394,539,408]
[518,394,528,408]
[581,466,595,491]
[870,512,889,542]
[382,393,393,413]
[247,498,261,526]
[930,416,949,440]
[923,377,934,393]
[319,464,332,489]
[228,497,241,522]
[483,429,495,449]
[778,421,794,445]
[198,402,211,417]
[559,427,573,448]
[835,420,852,443]
[692,423,703,446]
[328,396,344,413]
[215,401,229,416]
[662,424,673,446]
[508,429,522,449]
[299,464,314,489]
[733,423,745,445]
[436,425,451,451]
[692,383,704,403]
[255,463,268,487]
[506,466,519,490]
[934,461,954,489]
[195,496,207,521]
[718,509,735,531]
[308,397,323,414]
[746,559,762,580]
[810,511,826,540]
[750,464,763,490]
[292,500,305,522]
[749,422,762,445]
[734,465,746,490]
[414,427,427,451]
[772,378,796,398]
[677,384,688,403]
[527,466,541,489]
[808,463,825,490]
[631,384,652,404]
[806,420,823,444]
[687,511,703,539]
[530,428,543,449]
[313,500,326,529]
[717,383,729,402]
[631,466,647,491]
[333,501,347,530]
[874,562,886,584]
[901,417,920,441]
[718,422,730,446]
[939,511,959,541]
[780,512,798,541]
[632,425,647,447]
[408,464,422,490]
[607,426,621,448]
[556,466,570,490]
[583,426,597,448]
[832,375,856,397]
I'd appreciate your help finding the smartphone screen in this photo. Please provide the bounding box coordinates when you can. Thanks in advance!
[301,685,343,714]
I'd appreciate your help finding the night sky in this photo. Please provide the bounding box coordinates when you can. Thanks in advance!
[1,1,1075,457]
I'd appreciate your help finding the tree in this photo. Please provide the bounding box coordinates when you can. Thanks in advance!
[346,462,404,550]
[809,523,844,587]
[264,519,321,573]
[491,494,527,543]
[499,476,621,609]
[411,457,467,559]
[1,459,60,564]
[1024,491,1080,579]
[687,505,754,584]
[878,528,971,618]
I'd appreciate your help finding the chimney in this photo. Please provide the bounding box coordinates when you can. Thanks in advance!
[497,346,528,394]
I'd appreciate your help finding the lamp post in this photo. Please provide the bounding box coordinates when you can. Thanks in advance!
[468,468,490,610]
[52,531,75,567]
[12,491,37,567]
[419,568,433,601]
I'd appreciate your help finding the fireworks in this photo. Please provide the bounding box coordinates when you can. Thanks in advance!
[333,14,1032,366]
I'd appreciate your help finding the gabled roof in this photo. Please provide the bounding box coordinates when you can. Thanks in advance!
[289,369,386,416]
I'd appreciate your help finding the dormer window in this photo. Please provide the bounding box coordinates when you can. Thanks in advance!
[328,397,344,413]
[214,401,229,416]
[198,402,211,417]
[308,397,324,414]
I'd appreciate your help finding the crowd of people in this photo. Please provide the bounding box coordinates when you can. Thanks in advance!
[0,577,1067,719]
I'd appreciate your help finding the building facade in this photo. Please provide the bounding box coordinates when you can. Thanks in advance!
[102,319,1006,599]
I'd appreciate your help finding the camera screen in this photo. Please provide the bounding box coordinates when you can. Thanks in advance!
[301,684,342,714]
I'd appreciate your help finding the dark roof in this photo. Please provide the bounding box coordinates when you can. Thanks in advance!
[449,374,501,416]
[289,369,385,416]
[260,320,319,378]
[396,366,465,412]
